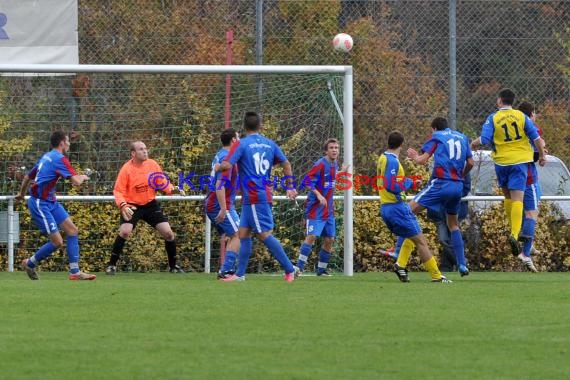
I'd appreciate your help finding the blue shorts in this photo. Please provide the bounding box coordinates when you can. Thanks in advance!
[27,197,69,234]
[524,182,541,211]
[306,218,336,238]
[413,178,463,215]
[206,208,240,236]
[495,163,529,192]
[240,203,274,233]
[380,202,421,238]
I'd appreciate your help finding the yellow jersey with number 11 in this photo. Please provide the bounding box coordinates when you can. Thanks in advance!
[480,107,539,165]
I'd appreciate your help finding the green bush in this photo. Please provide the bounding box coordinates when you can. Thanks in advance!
[466,201,569,272]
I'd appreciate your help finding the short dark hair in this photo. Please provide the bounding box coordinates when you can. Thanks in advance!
[220,128,237,146]
[323,138,339,151]
[243,111,260,131]
[50,130,68,148]
[431,117,448,131]
[498,88,516,106]
[129,141,143,152]
[517,101,534,118]
[387,130,404,149]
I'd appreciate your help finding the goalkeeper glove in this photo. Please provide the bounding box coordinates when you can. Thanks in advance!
[120,202,137,221]
[171,187,186,196]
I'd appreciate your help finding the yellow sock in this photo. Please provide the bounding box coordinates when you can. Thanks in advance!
[504,198,512,223]
[510,200,523,238]
[423,256,442,280]
[396,238,414,268]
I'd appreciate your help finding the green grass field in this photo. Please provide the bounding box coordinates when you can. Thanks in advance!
[1,271,569,380]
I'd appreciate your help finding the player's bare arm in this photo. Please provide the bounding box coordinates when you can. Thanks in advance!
[311,189,327,207]
[169,185,186,196]
[463,156,475,177]
[217,161,231,172]
[407,148,431,165]
[15,175,32,204]
[70,174,90,187]
[534,136,548,167]
[470,137,482,150]
[214,179,227,223]
[280,160,298,200]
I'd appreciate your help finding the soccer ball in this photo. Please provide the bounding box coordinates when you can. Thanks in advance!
[333,33,353,52]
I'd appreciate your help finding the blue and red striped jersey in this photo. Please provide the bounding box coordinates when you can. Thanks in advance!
[224,133,287,205]
[28,149,77,201]
[205,148,238,212]
[303,157,337,220]
[422,129,472,182]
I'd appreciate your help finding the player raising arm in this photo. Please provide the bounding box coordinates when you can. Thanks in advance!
[378,130,450,283]
[16,130,95,281]
[217,111,299,282]
[471,88,547,256]
[205,128,241,279]
[406,117,474,277]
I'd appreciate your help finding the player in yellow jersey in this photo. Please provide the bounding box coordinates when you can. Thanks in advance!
[377,130,450,283]
[471,89,547,256]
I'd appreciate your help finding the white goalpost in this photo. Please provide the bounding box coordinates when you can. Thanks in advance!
[0,64,354,275]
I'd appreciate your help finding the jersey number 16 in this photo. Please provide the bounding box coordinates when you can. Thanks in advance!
[253,152,270,175]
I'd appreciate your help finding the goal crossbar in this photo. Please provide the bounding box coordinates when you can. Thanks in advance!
[0,64,351,75]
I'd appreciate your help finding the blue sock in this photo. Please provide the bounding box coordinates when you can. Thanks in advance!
[236,238,252,277]
[67,235,80,274]
[297,242,313,270]
[521,218,536,257]
[221,251,237,273]
[450,230,466,267]
[317,249,331,274]
[393,236,405,258]
[263,235,294,273]
[29,241,58,268]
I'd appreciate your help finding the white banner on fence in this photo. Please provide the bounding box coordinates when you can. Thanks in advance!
[0,0,78,64]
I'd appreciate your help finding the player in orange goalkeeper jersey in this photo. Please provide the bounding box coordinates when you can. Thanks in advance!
[105,140,185,275]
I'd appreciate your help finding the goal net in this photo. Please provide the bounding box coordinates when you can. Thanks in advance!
[0,65,353,275]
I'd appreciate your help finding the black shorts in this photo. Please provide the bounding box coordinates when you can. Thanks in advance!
[121,200,168,228]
